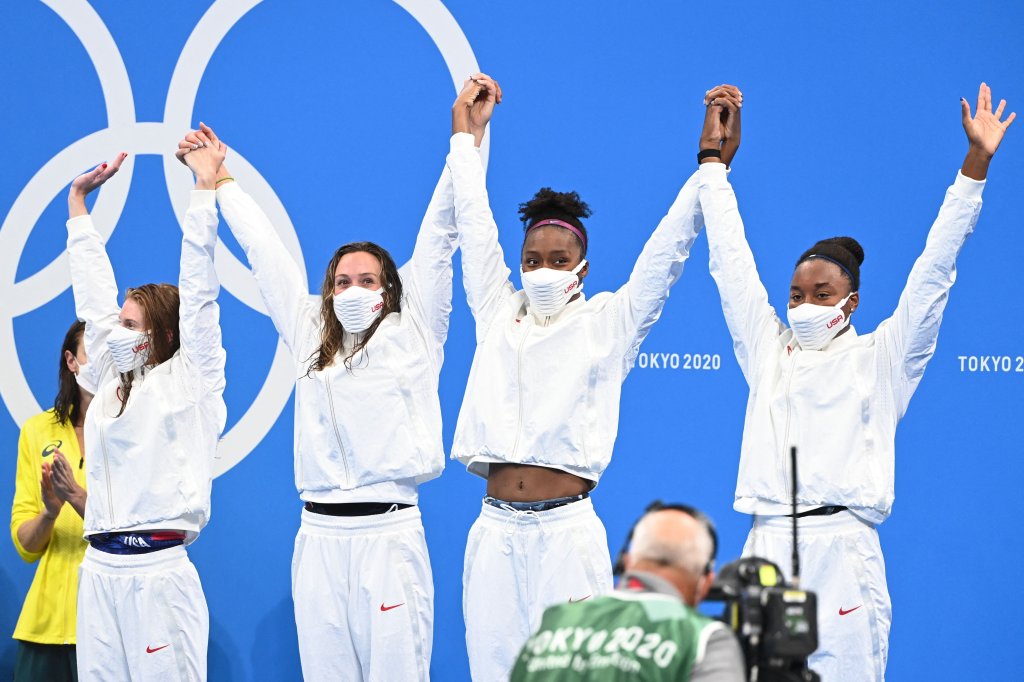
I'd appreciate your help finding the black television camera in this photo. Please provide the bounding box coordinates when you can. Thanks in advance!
[705,556,820,682]
[705,446,820,681]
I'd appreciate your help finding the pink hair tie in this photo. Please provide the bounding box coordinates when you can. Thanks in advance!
[526,218,587,251]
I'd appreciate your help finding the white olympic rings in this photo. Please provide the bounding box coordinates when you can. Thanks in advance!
[0,0,485,476]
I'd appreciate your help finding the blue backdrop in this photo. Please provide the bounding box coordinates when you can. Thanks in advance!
[2,1,1022,679]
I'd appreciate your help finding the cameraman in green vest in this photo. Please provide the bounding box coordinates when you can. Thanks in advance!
[511,504,744,681]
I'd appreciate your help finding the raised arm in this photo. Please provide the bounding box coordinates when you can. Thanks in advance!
[698,87,785,383]
[179,126,317,355]
[397,163,458,358]
[177,124,228,403]
[617,86,742,373]
[450,74,515,340]
[66,154,129,391]
[884,83,1014,412]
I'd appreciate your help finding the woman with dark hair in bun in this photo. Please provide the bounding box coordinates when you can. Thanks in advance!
[697,83,1014,681]
[447,75,739,681]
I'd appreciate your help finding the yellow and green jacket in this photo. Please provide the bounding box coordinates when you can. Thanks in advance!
[10,409,88,644]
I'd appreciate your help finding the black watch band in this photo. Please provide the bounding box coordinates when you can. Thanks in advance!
[697,148,722,163]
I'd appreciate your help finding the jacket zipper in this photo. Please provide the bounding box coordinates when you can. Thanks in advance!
[323,369,352,487]
[100,425,114,525]
[509,321,532,459]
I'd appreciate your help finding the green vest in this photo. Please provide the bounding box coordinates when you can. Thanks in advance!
[510,588,717,681]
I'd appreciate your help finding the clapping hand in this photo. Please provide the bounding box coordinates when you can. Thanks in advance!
[39,459,64,519]
[50,450,86,518]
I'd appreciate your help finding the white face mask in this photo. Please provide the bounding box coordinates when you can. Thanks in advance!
[786,292,854,351]
[106,325,151,373]
[520,260,587,317]
[333,285,385,333]
[71,357,96,395]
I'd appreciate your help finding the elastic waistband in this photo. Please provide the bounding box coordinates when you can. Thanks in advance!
[82,543,189,573]
[304,501,413,516]
[484,492,588,513]
[89,531,186,555]
[753,509,873,535]
[478,495,595,529]
[299,504,422,536]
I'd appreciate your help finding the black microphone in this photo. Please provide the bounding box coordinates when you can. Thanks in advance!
[791,446,800,587]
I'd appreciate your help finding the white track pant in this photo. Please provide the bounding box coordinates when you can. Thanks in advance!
[463,497,613,682]
[77,544,208,682]
[743,511,891,682]
[292,505,433,682]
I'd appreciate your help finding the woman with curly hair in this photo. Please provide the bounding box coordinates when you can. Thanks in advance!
[447,75,738,680]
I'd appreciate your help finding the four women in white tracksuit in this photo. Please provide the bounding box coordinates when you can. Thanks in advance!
[67,141,227,681]
[448,74,717,680]
[696,83,1014,681]
[56,78,1012,679]
[178,118,457,680]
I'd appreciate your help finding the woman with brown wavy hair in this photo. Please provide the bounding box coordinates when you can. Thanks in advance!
[178,119,457,680]
[66,135,228,681]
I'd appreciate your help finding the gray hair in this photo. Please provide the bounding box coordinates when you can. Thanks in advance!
[630,509,714,576]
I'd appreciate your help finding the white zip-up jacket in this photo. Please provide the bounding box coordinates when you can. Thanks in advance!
[69,191,227,541]
[215,167,456,502]
[699,162,984,524]
[447,132,703,483]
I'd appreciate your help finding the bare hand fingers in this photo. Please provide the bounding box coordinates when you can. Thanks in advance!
[461,78,481,98]
[994,98,1007,120]
[194,131,213,147]
[199,122,219,145]
[960,97,972,128]
[106,152,128,176]
[705,85,743,105]
[714,84,743,99]
[976,83,988,115]
[705,89,731,106]
[1005,111,1017,129]
[714,92,742,111]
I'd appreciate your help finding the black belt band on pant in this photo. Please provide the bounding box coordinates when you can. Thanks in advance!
[787,505,849,518]
[304,501,414,516]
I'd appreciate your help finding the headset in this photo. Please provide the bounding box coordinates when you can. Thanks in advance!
[612,500,719,578]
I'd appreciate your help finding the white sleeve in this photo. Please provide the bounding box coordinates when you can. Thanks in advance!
[447,132,515,342]
[616,170,705,375]
[879,170,984,417]
[66,214,120,391]
[700,162,786,384]
[396,163,458,365]
[215,181,318,356]
[178,190,227,407]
